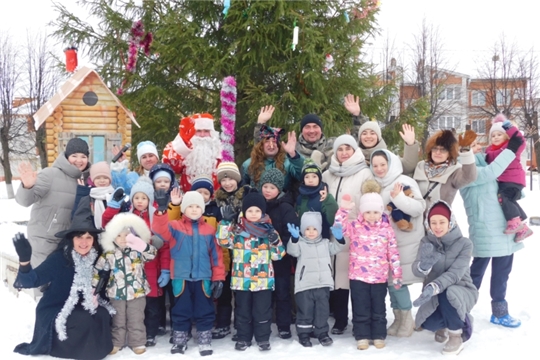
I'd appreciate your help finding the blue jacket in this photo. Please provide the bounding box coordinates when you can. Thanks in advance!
[241,152,304,192]
[459,150,524,258]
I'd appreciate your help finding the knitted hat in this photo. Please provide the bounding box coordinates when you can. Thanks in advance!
[242,189,267,215]
[152,170,172,182]
[358,120,382,143]
[489,114,507,137]
[428,202,451,221]
[89,161,111,182]
[191,174,214,196]
[301,211,322,236]
[332,134,358,154]
[359,192,384,214]
[301,159,322,184]
[65,138,89,157]
[217,161,241,183]
[181,191,206,214]
[258,168,284,192]
[137,141,159,162]
[300,114,323,131]
[130,177,154,205]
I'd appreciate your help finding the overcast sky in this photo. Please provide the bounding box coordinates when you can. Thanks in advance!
[1,0,537,76]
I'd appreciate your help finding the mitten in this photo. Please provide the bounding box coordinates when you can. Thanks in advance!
[154,189,169,212]
[506,132,523,154]
[268,231,280,246]
[340,194,355,210]
[330,224,344,242]
[502,118,512,130]
[393,278,402,290]
[413,283,440,307]
[12,233,32,263]
[108,187,125,209]
[458,130,477,150]
[211,281,223,299]
[311,150,328,170]
[418,242,442,271]
[287,223,300,242]
[158,270,170,287]
[221,205,238,222]
[126,233,148,253]
[150,235,164,250]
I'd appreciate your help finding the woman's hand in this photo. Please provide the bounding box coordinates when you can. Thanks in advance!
[344,94,361,116]
[390,182,403,199]
[399,124,416,146]
[281,131,298,157]
[112,145,127,163]
[18,162,37,189]
[257,105,275,124]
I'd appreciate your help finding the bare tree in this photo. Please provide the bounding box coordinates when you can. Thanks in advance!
[24,31,62,169]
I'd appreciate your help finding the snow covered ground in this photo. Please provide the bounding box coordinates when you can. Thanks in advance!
[1,179,539,359]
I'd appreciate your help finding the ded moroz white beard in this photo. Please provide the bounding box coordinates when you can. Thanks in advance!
[184,135,222,183]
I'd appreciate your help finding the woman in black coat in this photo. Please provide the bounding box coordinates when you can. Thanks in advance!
[13,197,114,360]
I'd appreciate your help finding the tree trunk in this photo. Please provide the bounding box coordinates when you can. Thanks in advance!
[0,127,14,199]
[36,126,48,169]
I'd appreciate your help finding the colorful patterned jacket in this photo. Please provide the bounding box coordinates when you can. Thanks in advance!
[335,208,402,284]
[216,218,286,291]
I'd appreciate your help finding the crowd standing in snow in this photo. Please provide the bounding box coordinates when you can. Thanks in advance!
[11,103,532,358]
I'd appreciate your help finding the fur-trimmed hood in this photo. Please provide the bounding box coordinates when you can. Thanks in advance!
[100,213,151,252]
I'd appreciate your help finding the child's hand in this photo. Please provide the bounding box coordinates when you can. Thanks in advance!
[390,182,403,199]
[340,194,355,210]
[393,278,402,290]
[330,224,344,241]
[108,187,126,209]
[126,233,148,252]
[506,132,523,154]
[287,223,300,239]
[170,187,183,206]
[319,185,327,202]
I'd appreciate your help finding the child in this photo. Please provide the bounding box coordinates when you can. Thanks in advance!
[259,168,298,339]
[296,160,338,239]
[485,114,532,242]
[412,201,478,355]
[286,212,345,347]
[149,163,176,194]
[216,189,286,351]
[152,191,225,356]
[93,212,157,355]
[191,175,222,226]
[334,187,402,350]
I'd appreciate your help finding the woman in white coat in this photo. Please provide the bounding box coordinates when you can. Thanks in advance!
[370,149,426,337]
[322,134,372,334]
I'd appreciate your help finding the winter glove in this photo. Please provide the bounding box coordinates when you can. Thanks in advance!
[417,242,442,271]
[221,205,238,222]
[506,132,523,154]
[158,270,170,287]
[458,129,477,151]
[12,232,32,263]
[502,118,512,130]
[287,223,300,243]
[211,281,223,299]
[108,187,126,209]
[126,233,148,253]
[413,282,440,307]
[330,223,344,243]
[311,150,328,171]
[393,278,402,290]
[268,231,280,246]
[150,235,164,250]
[154,189,169,212]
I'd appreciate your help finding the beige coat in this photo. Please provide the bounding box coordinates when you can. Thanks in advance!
[322,149,373,290]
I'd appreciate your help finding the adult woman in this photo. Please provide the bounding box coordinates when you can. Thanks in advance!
[12,197,114,360]
[370,149,426,337]
[412,201,478,355]
[322,134,372,334]
[459,131,525,327]
[412,130,477,211]
[111,140,160,192]
[16,138,91,268]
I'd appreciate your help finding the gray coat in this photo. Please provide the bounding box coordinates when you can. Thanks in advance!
[287,235,345,294]
[412,202,479,328]
[15,153,85,267]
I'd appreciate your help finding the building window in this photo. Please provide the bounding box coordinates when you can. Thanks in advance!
[471,91,486,106]
[437,116,461,130]
[471,120,486,134]
[439,87,461,101]
[59,132,121,163]
[496,91,510,106]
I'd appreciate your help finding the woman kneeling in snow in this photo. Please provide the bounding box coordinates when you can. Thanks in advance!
[12,197,114,360]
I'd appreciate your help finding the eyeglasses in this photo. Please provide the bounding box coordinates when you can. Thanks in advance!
[432,146,449,154]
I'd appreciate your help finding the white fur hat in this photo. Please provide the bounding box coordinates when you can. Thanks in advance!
[100,213,151,252]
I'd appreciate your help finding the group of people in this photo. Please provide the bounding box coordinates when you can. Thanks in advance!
[11,95,530,359]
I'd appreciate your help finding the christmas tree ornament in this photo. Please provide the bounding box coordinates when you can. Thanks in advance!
[220,76,237,161]
[64,45,78,73]
[223,0,231,18]
[344,11,350,23]
[324,54,334,72]
[292,19,299,50]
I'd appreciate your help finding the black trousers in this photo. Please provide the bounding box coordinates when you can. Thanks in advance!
[329,288,349,329]
[144,296,161,338]
[273,274,292,330]
[295,287,330,336]
[498,182,526,221]
[235,290,272,343]
[350,280,387,340]
[159,282,174,330]
[215,271,233,328]
[470,254,514,303]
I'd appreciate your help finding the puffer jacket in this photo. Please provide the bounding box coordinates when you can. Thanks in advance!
[460,150,524,257]
[15,153,89,267]
[412,201,479,328]
[287,235,345,293]
[484,126,526,186]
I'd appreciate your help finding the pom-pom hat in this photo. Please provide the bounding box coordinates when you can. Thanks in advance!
[137,141,159,162]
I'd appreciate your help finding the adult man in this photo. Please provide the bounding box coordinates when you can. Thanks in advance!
[163,113,222,192]
[253,94,366,171]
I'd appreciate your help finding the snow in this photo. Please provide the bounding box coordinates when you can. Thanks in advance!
[1,179,539,359]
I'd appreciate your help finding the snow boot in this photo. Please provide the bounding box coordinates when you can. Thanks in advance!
[197,330,213,356]
[504,217,525,234]
[373,339,385,349]
[298,333,312,347]
[514,224,533,243]
[278,327,292,339]
[387,309,401,336]
[442,329,464,355]
[257,341,271,351]
[435,328,448,343]
[331,325,347,335]
[396,310,414,337]
[234,341,251,351]
[131,346,146,355]
[318,332,333,346]
[171,330,189,354]
[356,339,369,350]
[491,300,521,328]
[211,326,231,339]
[145,336,156,347]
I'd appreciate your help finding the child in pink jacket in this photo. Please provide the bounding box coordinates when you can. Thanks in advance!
[333,188,402,351]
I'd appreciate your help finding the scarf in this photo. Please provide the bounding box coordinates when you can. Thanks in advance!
[328,148,368,177]
[297,133,328,154]
[424,160,451,179]
[487,140,508,152]
[90,185,114,229]
[297,182,324,213]
[239,214,274,238]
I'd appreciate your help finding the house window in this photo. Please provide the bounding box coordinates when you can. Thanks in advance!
[471,120,486,134]
[496,91,510,106]
[439,87,461,101]
[471,91,486,106]
[77,135,105,163]
[59,132,121,163]
[437,116,461,130]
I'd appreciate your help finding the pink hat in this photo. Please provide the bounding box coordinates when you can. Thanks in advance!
[359,192,384,214]
[90,161,111,182]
